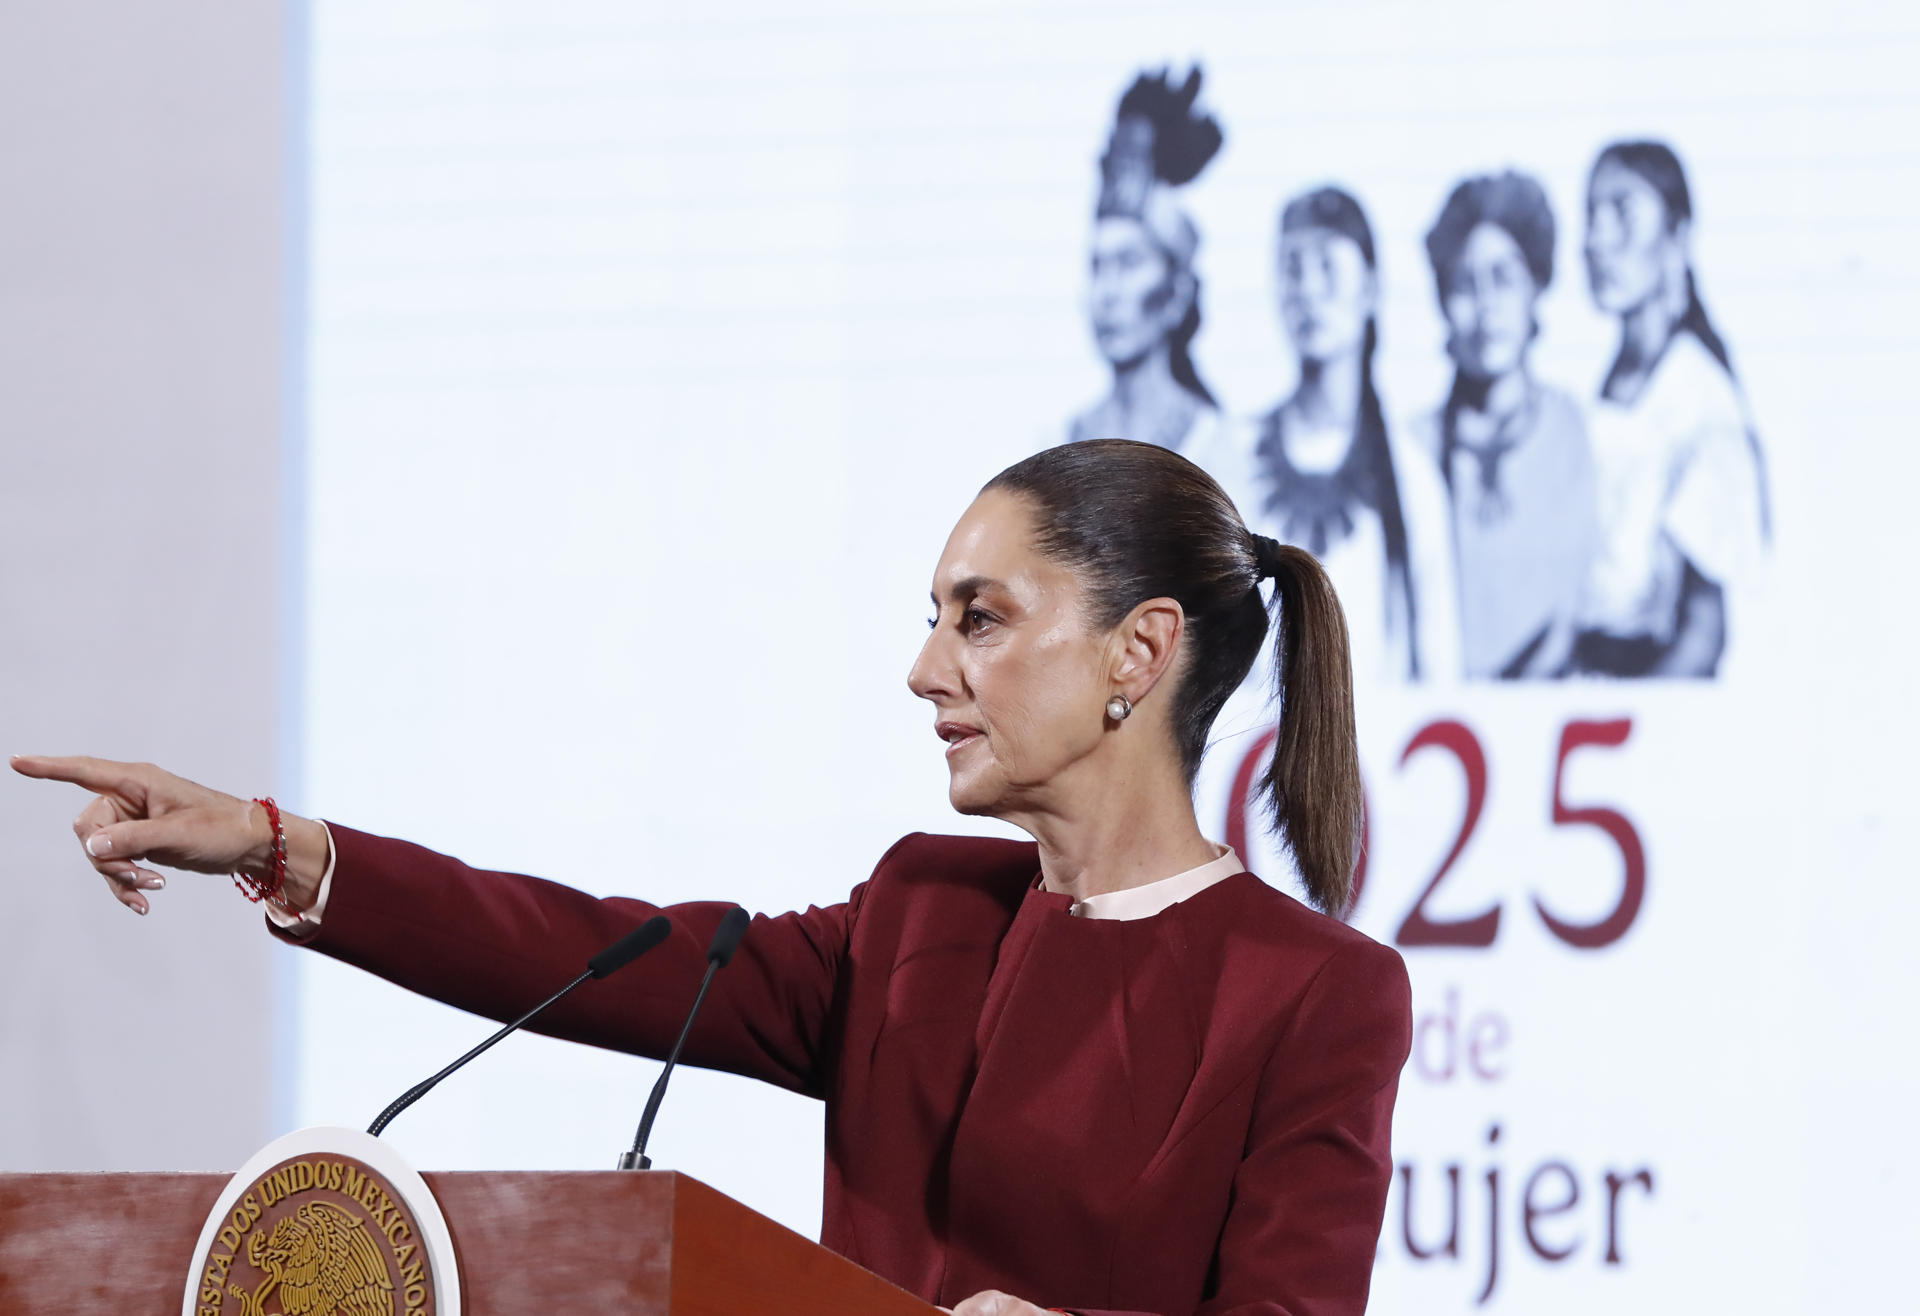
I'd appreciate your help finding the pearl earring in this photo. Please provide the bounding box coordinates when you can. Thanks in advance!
[1105,694,1133,722]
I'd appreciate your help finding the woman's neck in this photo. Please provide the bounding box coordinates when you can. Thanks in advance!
[1608,278,1688,402]
[1455,365,1533,429]
[1096,344,1200,450]
[1007,751,1218,904]
[1280,349,1364,472]
[1111,343,1194,414]
[1290,349,1362,432]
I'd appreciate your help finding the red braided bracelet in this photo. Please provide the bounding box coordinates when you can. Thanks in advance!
[232,796,288,906]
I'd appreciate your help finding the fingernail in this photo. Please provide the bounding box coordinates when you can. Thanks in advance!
[140,875,165,891]
[85,832,110,857]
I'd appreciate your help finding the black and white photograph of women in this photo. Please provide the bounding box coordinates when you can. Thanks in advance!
[1066,67,1237,470]
[1573,139,1769,678]
[1417,171,1599,680]
[1241,187,1457,683]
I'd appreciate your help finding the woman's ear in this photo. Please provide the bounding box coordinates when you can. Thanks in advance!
[1107,597,1186,705]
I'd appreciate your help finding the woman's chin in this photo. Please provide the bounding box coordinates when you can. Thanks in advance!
[945,771,1001,817]
[947,785,995,817]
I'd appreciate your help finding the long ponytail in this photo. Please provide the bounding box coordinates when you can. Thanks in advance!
[1258,542,1363,915]
[987,440,1365,915]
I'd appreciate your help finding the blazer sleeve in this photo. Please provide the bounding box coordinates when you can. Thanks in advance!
[1067,938,1412,1316]
[273,822,882,1099]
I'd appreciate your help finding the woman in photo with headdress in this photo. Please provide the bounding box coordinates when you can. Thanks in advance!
[1418,170,1599,679]
[1068,67,1233,468]
[1245,186,1456,683]
[1574,139,1769,677]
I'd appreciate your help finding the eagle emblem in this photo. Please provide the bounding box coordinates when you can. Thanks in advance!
[238,1200,396,1316]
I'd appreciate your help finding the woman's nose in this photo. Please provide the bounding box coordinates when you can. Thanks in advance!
[907,631,950,702]
[1467,281,1496,322]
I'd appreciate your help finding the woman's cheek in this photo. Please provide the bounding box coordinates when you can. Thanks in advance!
[1484,292,1535,373]
[1321,303,1367,358]
[1443,294,1481,370]
[1608,234,1666,311]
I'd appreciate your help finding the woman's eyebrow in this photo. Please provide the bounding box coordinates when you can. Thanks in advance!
[932,575,1004,608]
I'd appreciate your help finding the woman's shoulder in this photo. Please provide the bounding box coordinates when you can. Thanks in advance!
[1065,395,1118,446]
[1647,333,1747,431]
[1401,405,1445,466]
[1172,874,1411,1062]
[842,833,1042,951]
[867,831,1040,895]
[1536,378,1586,420]
[1204,870,1407,982]
[1178,408,1264,521]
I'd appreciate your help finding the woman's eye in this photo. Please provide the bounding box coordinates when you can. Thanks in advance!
[964,608,994,633]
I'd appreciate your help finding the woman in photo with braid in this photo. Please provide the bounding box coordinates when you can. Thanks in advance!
[1067,67,1236,473]
[1417,170,1599,679]
[1243,186,1457,683]
[1573,139,1769,677]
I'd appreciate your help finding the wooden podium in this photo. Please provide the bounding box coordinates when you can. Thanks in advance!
[0,1169,939,1314]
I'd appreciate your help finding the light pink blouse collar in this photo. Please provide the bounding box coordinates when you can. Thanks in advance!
[1067,844,1245,922]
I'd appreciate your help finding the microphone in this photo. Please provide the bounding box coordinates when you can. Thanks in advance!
[367,914,672,1137]
[616,906,751,1170]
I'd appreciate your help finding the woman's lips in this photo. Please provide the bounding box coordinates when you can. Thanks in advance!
[937,723,984,758]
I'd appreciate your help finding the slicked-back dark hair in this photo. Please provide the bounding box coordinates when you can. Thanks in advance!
[984,440,1362,915]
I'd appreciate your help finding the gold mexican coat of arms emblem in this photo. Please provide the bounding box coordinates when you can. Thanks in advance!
[188,1154,437,1316]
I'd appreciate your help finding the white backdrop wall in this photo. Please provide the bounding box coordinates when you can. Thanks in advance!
[293,2,1920,1312]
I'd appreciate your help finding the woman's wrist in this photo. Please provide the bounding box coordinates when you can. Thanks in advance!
[277,815,330,913]
[239,802,328,913]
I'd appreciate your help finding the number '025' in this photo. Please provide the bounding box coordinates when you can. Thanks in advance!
[1225,718,1647,950]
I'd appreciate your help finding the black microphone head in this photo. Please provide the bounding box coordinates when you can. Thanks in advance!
[706,906,751,967]
[588,914,672,979]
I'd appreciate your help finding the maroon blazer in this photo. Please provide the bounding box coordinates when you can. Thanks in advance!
[284,827,1411,1316]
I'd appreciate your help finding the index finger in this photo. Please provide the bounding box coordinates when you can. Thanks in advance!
[10,755,146,796]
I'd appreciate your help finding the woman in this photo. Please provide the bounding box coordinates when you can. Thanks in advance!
[1419,170,1599,679]
[1068,68,1235,468]
[16,442,1410,1316]
[1575,139,1769,677]
[1244,186,1455,683]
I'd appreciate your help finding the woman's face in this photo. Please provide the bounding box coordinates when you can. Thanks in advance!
[1088,217,1189,368]
[1584,161,1678,314]
[1279,227,1375,363]
[908,489,1112,818]
[1441,221,1540,379]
